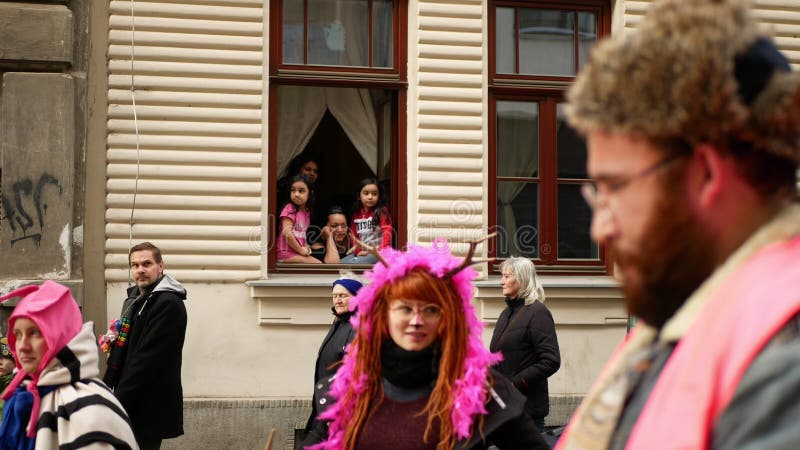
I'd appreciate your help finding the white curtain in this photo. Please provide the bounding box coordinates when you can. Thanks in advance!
[277,86,328,176]
[328,88,378,171]
[496,102,539,254]
[308,0,368,67]
[277,86,378,176]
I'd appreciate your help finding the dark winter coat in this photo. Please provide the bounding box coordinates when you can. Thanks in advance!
[490,298,560,419]
[103,274,188,440]
[304,368,549,450]
[305,309,356,429]
[315,309,356,382]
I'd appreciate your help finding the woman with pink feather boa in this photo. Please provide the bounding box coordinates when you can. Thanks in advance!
[303,242,549,450]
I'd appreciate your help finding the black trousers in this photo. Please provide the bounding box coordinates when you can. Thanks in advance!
[135,436,162,450]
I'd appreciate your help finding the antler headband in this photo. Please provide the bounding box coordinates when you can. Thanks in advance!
[352,231,498,277]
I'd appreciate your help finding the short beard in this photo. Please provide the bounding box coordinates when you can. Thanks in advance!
[614,183,717,329]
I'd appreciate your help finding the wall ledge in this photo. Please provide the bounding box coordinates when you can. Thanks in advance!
[248,274,624,326]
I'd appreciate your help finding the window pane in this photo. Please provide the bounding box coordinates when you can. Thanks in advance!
[578,12,597,71]
[558,184,598,260]
[557,103,588,178]
[378,100,392,179]
[496,101,539,178]
[308,0,369,67]
[497,182,539,259]
[372,0,393,68]
[496,7,515,74]
[519,9,575,76]
[282,0,304,64]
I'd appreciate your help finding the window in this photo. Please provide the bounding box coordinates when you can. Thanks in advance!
[277,0,399,73]
[268,0,407,271]
[489,1,610,271]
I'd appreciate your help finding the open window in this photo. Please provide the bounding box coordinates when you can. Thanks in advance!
[268,0,406,271]
[489,1,611,272]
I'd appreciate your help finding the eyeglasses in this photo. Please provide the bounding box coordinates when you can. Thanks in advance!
[332,293,351,300]
[390,304,443,322]
[581,152,687,213]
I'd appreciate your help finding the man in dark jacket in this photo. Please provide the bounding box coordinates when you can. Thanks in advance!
[103,242,188,450]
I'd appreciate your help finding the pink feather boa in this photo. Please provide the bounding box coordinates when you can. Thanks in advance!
[308,241,502,450]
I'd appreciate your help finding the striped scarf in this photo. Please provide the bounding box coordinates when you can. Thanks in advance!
[103,288,150,389]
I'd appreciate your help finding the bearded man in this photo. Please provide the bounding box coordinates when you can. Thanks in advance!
[556,0,800,449]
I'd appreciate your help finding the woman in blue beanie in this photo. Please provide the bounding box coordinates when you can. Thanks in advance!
[304,273,363,432]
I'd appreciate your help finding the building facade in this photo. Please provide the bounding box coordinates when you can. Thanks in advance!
[91,1,800,448]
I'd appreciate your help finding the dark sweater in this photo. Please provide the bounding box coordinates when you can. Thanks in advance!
[355,396,438,450]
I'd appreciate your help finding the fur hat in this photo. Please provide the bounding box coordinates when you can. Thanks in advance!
[566,0,800,163]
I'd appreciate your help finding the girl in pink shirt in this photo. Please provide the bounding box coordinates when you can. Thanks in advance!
[277,175,321,263]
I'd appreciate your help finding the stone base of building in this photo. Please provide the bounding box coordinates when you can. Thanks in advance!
[161,396,582,450]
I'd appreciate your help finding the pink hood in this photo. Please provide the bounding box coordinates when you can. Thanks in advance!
[0,280,83,436]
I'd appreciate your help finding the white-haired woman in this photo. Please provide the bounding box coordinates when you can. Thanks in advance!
[490,257,561,432]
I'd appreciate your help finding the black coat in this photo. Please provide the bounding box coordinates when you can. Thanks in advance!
[305,309,356,429]
[103,275,188,440]
[305,368,549,450]
[315,310,356,382]
[490,299,560,419]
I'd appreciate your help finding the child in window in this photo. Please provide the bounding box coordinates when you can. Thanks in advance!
[277,174,321,264]
[343,178,393,264]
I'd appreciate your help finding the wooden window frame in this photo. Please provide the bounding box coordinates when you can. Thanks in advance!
[270,0,405,81]
[267,0,408,272]
[489,0,612,274]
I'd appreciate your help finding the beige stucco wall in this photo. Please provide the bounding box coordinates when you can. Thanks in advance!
[108,276,624,398]
[108,282,327,397]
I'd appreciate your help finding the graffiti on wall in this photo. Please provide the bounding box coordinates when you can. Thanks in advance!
[1,173,63,248]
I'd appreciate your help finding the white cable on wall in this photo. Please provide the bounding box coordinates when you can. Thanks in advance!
[127,0,141,286]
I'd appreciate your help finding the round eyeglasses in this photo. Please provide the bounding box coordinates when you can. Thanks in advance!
[390,304,443,322]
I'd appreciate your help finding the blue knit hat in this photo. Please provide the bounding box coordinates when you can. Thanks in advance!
[332,278,362,296]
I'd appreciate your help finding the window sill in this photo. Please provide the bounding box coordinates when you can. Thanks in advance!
[270,263,374,274]
[248,274,623,326]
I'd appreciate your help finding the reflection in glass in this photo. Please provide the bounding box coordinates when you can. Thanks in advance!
[556,103,588,179]
[578,12,597,71]
[308,0,369,67]
[372,0,393,67]
[282,1,304,64]
[496,101,539,178]
[496,7,515,74]
[558,184,598,260]
[519,9,575,76]
[496,182,539,259]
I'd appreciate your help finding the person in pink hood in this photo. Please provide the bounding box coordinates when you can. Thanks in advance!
[0,281,138,450]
